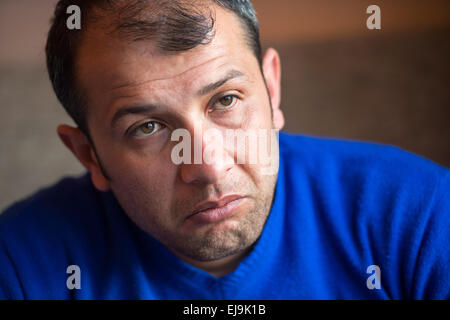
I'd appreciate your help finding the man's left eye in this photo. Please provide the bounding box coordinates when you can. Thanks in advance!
[132,121,163,137]
[212,95,238,110]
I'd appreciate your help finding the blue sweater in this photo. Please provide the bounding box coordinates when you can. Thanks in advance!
[0,133,449,299]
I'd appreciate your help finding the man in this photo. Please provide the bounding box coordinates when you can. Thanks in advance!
[0,0,448,299]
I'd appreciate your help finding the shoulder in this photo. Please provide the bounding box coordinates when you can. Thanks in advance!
[0,173,101,236]
[278,131,447,192]
[0,172,116,254]
[278,131,449,221]
[0,173,112,299]
[278,132,450,298]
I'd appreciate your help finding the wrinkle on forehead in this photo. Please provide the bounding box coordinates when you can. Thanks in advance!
[110,54,227,91]
[103,6,247,93]
[77,4,256,122]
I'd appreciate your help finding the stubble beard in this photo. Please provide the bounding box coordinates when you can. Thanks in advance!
[97,127,279,263]
[165,173,278,262]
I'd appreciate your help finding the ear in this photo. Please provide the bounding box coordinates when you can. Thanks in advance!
[57,124,110,191]
[262,47,284,131]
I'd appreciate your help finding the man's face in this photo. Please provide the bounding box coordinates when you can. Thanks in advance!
[75,6,283,262]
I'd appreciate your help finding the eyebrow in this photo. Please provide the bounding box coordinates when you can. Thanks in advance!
[111,105,159,129]
[196,70,246,96]
[110,70,247,129]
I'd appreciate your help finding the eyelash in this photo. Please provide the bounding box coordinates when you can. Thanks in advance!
[130,121,166,137]
[209,94,240,112]
[127,93,242,138]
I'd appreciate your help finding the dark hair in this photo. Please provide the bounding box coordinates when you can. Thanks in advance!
[46,0,262,137]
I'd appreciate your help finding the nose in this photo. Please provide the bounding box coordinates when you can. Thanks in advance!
[179,125,233,185]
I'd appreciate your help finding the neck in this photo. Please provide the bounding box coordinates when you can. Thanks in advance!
[172,247,252,278]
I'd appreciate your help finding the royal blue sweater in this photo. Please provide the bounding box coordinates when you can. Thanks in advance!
[0,133,449,299]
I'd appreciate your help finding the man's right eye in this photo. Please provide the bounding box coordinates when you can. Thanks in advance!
[131,121,164,137]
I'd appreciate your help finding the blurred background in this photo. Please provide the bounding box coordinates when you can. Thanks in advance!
[0,0,449,211]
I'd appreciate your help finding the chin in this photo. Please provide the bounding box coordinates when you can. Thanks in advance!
[175,216,263,261]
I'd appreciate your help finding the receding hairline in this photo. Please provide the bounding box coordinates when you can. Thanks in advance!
[72,2,257,102]
[76,0,258,53]
[70,0,217,124]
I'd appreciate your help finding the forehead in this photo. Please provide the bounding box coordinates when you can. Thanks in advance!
[75,5,257,100]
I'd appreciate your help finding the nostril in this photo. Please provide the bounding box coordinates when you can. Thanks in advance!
[180,160,231,185]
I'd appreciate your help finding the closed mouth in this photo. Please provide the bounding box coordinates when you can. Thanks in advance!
[187,195,246,220]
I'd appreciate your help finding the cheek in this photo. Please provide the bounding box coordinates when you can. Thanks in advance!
[108,150,179,206]
[108,156,181,234]
[104,132,176,183]
[119,157,177,191]
[244,87,273,128]
[235,115,280,186]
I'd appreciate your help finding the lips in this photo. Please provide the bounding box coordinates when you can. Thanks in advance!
[187,195,246,225]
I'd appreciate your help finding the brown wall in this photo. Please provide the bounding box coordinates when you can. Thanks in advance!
[1,0,449,211]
